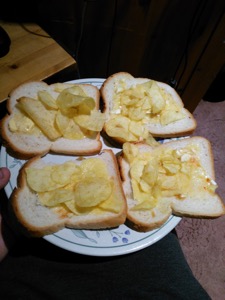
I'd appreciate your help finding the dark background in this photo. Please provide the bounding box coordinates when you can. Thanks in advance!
[1,0,225,107]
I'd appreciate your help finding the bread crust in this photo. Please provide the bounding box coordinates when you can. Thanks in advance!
[1,81,102,159]
[100,72,197,144]
[118,136,225,232]
[10,150,127,237]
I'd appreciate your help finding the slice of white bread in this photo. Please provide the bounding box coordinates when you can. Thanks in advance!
[0,81,102,159]
[10,149,127,237]
[118,136,225,232]
[100,72,197,144]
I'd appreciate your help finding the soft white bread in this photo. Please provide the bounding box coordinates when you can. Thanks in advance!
[118,136,225,232]
[0,81,102,159]
[10,149,127,237]
[101,72,197,144]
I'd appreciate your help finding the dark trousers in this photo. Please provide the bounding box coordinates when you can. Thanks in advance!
[0,231,210,300]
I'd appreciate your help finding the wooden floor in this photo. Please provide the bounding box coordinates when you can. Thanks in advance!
[176,98,225,300]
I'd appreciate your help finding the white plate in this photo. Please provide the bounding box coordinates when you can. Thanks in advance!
[0,78,181,257]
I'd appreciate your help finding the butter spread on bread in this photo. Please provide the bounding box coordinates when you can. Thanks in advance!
[1,81,104,159]
[101,72,197,144]
[118,136,225,232]
[11,150,127,237]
